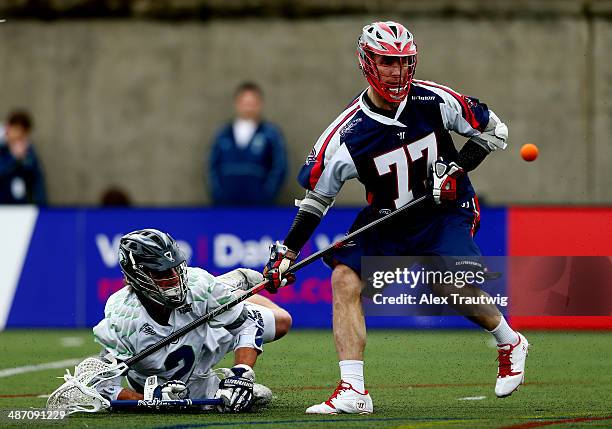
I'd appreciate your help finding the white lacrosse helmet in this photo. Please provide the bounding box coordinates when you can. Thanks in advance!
[357,21,418,103]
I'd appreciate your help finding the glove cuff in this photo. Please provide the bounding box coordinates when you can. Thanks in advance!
[233,363,253,372]
[271,241,298,261]
[232,364,255,381]
[285,248,298,261]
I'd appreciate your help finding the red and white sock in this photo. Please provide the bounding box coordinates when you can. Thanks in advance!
[339,360,365,392]
[489,317,519,345]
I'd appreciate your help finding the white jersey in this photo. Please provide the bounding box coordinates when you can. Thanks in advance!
[93,267,269,399]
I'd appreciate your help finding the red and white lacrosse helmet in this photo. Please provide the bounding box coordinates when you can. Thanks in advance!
[357,21,418,103]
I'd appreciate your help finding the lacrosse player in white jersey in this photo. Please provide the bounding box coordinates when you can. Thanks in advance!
[92,229,292,412]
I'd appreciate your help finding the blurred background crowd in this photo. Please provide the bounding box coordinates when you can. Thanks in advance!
[1,0,611,207]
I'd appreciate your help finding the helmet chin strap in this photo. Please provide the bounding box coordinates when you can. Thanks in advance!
[367,84,403,111]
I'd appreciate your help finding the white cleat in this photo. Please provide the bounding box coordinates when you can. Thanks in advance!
[495,332,529,398]
[305,381,373,414]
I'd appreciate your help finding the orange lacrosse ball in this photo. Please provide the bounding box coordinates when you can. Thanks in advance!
[520,143,538,162]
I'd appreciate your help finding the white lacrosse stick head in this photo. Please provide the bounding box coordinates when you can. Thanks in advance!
[46,355,126,414]
[46,370,110,414]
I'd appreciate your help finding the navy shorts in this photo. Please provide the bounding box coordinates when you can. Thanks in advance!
[325,198,482,276]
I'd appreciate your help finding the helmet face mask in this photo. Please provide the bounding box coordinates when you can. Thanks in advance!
[130,260,188,309]
[357,21,418,103]
[118,229,188,309]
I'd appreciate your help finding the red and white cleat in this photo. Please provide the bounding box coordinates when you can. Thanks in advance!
[305,381,373,414]
[495,332,529,398]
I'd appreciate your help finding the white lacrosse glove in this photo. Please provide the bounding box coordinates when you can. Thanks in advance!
[144,376,190,400]
[470,110,508,151]
[156,380,190,400]
[214,364,255,413]
[431,158,464,204]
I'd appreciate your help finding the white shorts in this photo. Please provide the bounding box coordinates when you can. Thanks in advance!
[187,303,276,399]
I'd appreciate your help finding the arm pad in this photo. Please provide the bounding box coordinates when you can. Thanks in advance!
[283,209,321,252]
[295,190,335,218]
[284,190,333,251]
[457,139,490,172]
[217,268,264,292]
[469,110,508,152]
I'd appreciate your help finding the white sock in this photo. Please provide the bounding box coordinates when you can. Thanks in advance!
[339,360,365,393]
[489,317,519,345]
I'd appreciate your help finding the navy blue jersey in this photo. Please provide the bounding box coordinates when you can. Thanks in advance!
[298,80,490,215]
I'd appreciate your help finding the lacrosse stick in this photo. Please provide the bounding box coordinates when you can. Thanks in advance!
[46,356,116,414]
[109,398,222,411]
[47,195,428,414]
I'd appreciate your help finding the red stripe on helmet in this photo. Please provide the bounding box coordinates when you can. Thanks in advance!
[309,106,360,190]
[378,41,397,53]
[370,40,415,56]
[377,22,395,37]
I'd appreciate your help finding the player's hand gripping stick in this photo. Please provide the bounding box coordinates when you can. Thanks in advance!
[431,158,464,204]
[263,242,297,293]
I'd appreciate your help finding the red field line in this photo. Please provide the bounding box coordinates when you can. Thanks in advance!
[499,416,612,429]
[0,393,42,398]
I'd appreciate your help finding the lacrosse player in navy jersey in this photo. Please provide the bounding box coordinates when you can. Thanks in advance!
[263,21,528,414]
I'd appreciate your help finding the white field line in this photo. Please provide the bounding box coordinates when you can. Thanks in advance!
[457,396,487,401]
[60,337,85,348]
[0,358,84,378]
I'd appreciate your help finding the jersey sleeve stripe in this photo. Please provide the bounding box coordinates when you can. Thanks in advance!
[414,80,481,130]
[308,106,360,190]
[347,97,360,109]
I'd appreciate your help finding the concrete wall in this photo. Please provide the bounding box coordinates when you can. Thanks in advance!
[0,8,610,206]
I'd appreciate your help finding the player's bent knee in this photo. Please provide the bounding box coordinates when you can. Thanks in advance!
[274,308,292,340]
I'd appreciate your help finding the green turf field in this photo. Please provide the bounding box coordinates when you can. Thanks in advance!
[0,330,611,428]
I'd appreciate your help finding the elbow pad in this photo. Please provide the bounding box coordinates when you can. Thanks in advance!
[469,110,508,152]
[294,190,335,218]
[217,269,264,292]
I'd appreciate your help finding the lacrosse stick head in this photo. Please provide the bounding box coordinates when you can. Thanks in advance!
[46,356,126,414]
[46,371,109,414]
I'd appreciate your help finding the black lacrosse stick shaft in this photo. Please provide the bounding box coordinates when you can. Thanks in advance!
[125,195,428,367]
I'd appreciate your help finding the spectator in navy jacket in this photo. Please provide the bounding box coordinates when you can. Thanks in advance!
[209,83,287,206]
[0,110,47,205]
